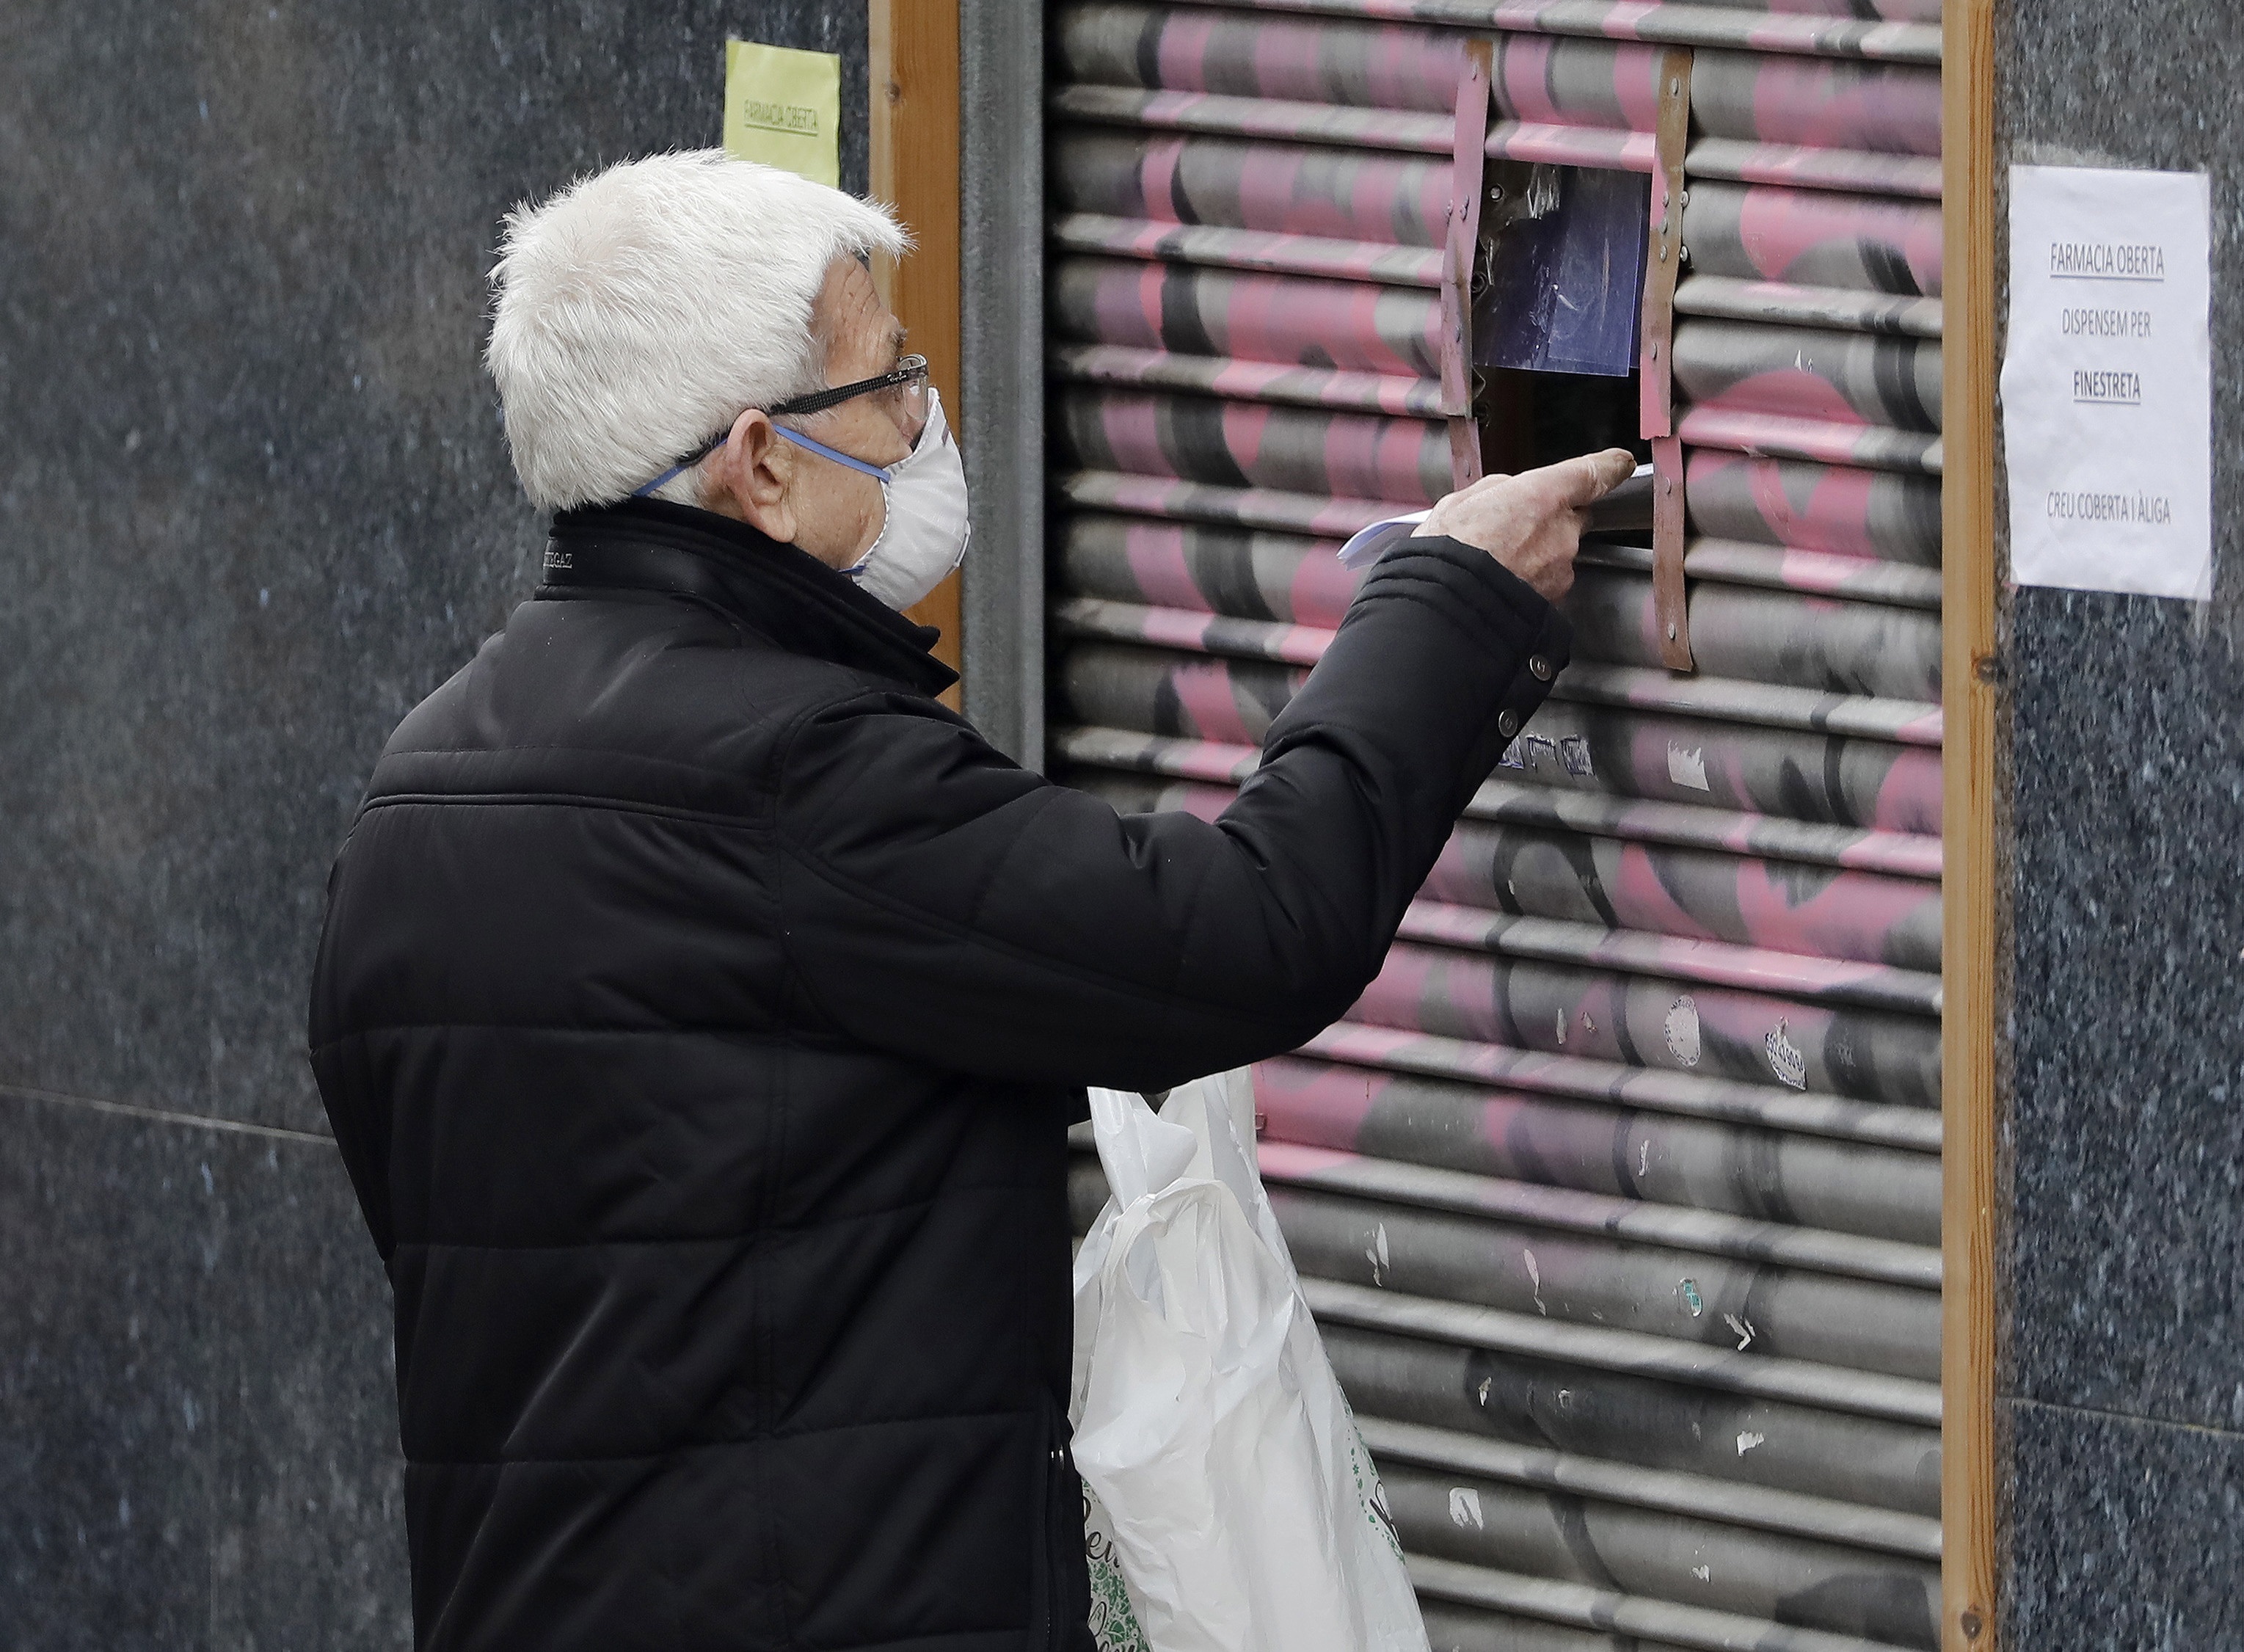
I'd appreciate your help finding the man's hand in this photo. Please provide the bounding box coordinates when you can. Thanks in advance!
[1412,448,1638,603]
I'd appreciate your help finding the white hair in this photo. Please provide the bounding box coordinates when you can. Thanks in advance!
[486,150,906,512]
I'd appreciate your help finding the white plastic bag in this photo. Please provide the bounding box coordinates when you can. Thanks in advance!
[1070,1071,1429,1652]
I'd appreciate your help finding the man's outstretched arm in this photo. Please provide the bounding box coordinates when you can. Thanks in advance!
[773,451,1635,1091]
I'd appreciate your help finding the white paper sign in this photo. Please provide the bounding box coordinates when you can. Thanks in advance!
[2001,165,2212,600]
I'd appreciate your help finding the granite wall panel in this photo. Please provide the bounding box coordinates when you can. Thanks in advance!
[2000,1398,2244,1652]
[1995,1,2244,1642]
[0,2,873,1641]
[0,0,869,1136]
[0,1090,407,1650]
[2005,592,2244,1431]
[1997,0,2244,1425]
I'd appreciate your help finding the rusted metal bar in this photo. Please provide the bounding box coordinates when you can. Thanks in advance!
[1639,48,1692,439]
[1444,37,1494,480]
[1653,434,1695,668]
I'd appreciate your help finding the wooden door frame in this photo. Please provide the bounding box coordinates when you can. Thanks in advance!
[1941,1,1999,1647]
[869,0,965,707]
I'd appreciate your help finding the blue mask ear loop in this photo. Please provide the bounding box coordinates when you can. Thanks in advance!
[773,426,895,579]
[632,428,728,498]
[630,425,893,500]
[631,459,696,499]
[774,425,893,483]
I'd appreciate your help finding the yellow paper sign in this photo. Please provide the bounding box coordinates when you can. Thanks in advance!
[724,39,841,186]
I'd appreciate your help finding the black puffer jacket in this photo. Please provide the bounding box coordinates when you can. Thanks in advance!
[309,498,1568,1652]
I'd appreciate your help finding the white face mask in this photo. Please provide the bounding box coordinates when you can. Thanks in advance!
[777,389,971,611]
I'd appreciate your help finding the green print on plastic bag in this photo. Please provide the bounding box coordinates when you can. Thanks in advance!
[1339,1393,1405,1565]
[1084,1487,1151,1652]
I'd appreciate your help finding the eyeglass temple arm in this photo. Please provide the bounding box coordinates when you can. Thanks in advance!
[771,355,928,418]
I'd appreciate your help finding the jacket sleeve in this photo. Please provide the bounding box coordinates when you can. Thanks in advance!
[771,536,1572,1091]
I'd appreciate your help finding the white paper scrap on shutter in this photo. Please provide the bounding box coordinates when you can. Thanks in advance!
[2002,165,2212,601]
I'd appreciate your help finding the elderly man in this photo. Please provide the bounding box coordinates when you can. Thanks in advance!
[310,150,1630,1652]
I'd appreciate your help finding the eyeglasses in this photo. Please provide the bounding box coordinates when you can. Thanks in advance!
[635,355,932,498]
[772,353,929,425]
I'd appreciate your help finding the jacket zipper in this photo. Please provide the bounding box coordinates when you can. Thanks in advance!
[1032,1422,1068,1651]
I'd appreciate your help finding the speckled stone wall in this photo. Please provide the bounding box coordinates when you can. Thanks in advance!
[1996,4,2244,1647]
[0,4,866,1643]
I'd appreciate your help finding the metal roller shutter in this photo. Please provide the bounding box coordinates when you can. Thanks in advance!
[1043,4,1944,1648]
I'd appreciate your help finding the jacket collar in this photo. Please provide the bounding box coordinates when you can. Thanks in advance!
[538,498,958,698]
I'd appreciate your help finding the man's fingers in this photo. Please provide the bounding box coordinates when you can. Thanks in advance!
[1526,447,1640,509]
[1450,470,1515,502]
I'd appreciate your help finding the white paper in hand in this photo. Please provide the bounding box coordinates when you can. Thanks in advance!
[1335,511,1433,571]
[1333,461,1653,573]
[1071,1074,1427,1652]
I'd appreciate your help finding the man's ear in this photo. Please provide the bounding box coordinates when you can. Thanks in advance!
[702,407,796,540]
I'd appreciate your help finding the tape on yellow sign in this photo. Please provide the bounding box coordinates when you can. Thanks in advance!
[724,39,841,186]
